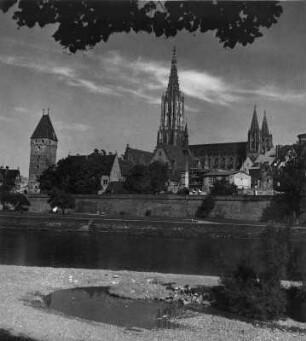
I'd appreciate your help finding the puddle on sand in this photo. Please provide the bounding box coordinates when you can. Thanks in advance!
[44,287,184,330]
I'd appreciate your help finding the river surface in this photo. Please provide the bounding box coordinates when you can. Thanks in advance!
[0,229,305,278]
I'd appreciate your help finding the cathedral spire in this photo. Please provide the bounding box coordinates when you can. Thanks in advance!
[260,110,273,152]
[167,46,180,93]
[250,105,260,132]
[247,105,261,156]
[157,48,186,147]
[261,110,269,136]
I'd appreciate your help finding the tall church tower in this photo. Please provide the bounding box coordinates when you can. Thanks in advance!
[261,111,273,153]
[28,109,58,193]
[247,105,261,159]
[157,47,188,147]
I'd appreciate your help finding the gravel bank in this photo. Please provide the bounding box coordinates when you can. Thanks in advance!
[0,265,305,341]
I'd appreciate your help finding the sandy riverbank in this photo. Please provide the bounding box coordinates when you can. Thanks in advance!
[0,265,305,341]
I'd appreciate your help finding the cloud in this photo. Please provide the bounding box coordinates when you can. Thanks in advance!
[55,120,91,132]
[235,86,305,103]
[14,106,31,114]
[100,51,306,107]
[0,54,118,97]
[0,115,14,122]
[1,52,303,108]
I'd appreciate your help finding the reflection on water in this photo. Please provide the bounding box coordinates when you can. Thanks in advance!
[0,229,304,278]
[45,287,182,330]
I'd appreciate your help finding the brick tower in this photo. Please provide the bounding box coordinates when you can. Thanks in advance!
[157,47,188,147]
[28,109,58,193]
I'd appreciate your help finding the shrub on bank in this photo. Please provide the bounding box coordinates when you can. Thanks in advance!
[213,262,286,320]
[213,227,291,320]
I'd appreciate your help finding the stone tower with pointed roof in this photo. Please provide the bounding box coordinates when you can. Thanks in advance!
[28,109,58,193]
[157,47,188,147]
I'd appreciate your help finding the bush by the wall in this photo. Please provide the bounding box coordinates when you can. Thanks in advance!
[177,187,189,195]
[196,195,215,218]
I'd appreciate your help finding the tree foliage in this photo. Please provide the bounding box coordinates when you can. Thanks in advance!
[214,227,290,320]
[210,178,238,195]
[262,143,306,222]
[124,161,168,194]
[0,1,283,53]
[0,185,30,211]
[48,187,75,214]
[40,155,104,194]
[196,194,215,218]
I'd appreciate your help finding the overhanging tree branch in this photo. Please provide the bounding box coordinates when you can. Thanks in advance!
[0,0,283,53]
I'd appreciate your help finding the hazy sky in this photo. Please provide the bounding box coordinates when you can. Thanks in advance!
[0,2,305,176]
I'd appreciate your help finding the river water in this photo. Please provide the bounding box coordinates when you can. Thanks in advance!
[0,229,304,278]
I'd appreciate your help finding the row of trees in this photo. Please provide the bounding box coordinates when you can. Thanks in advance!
[40,155,169,195]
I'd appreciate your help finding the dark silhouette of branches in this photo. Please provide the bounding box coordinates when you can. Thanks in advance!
[0,1,283,53]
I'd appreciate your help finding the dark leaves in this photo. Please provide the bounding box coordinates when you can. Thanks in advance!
[1,0,283,52]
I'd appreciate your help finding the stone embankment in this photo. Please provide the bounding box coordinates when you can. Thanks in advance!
[0,265,305,341]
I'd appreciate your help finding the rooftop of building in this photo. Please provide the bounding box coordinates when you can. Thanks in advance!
[204,170,249,177]
[189,141,247,158]
[124,145,153,165]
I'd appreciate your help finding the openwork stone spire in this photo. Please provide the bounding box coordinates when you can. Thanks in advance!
[157,47,188,147]
[261,110,273,152]
[261,110,269,136]
[248,105,261,155]
[167,46,179,94]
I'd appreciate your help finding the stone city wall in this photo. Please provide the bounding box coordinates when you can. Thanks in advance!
[28,194,271,221]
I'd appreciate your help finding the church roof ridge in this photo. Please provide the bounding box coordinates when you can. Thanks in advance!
[190,141,247,147]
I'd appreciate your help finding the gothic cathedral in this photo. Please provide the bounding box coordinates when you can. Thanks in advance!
[155,48,274,173]
[28,110,58,193]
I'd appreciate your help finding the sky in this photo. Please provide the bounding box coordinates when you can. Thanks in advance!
[0,1,305,176]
